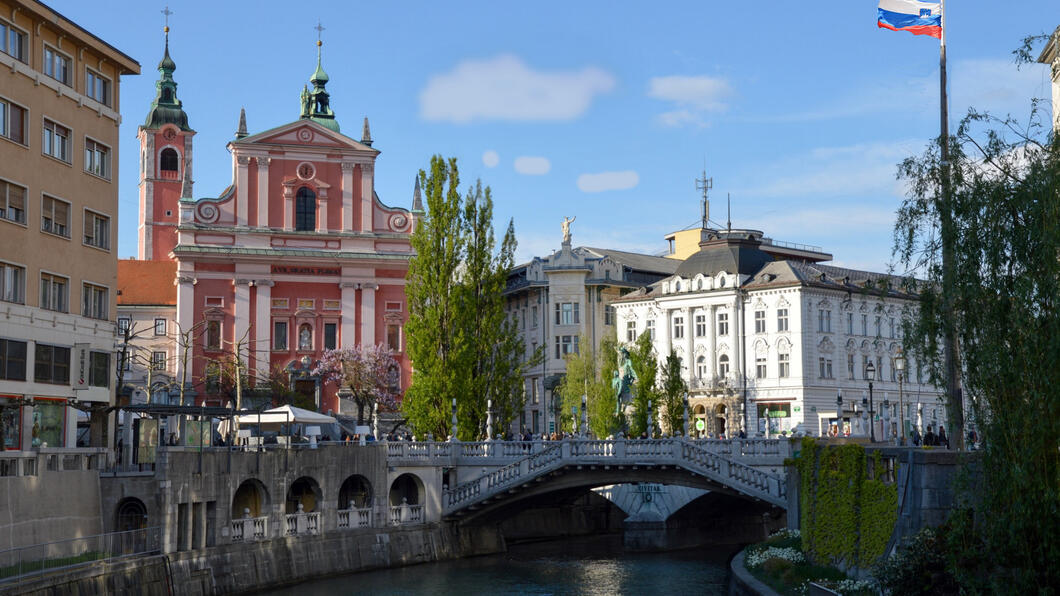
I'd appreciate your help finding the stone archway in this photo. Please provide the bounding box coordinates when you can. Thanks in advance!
[232,478,270,519]
[715,403,727,437]
[115,497,147,532]
[389,473,424,506]
[339,474,373,509]
[286,476,322,514]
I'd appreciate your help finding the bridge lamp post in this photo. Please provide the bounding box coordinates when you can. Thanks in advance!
[450,398,458,442]
[580,393,587,438]
[895,349,906,445]
[882,395,892,444]
[836,390,843,437]
[682,394,689,438]
[865,360,877,442]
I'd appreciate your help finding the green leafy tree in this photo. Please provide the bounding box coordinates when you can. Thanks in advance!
[591,334,624,437]
[627,331,658,437]
[893,101,1060,591]
[404,156,539,440]
[558,333,626,437]
[659,350,687,435]
[403,156,466,438]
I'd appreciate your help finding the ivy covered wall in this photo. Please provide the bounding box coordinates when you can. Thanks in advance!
[793,438,899,568]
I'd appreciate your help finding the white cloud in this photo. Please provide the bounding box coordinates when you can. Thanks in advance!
[648,75,732,127]
[577,171,640,193]
[514,156,551,175]
[482,150,499,168]
[419,55,616,123]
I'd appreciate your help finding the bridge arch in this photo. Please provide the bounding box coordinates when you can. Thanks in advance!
[286,476,322,514]
[389,472,424,506]
[232,478,270,519]
[339,474,373,509]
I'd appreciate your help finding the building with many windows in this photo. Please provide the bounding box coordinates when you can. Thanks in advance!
[1038,25,1060,133]
[611,227,945,439]
[0,0,139,449]
[124,31,416,414]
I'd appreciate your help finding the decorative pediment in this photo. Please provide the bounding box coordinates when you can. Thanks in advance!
[816,298,831,309]
[233,119,376,152]
[859,301,869,313]
[753,297,767,310]
[860,340,871,353]
[754,339,769,355]
[776,337,792,351]
[819,337,836,353]
[776,296,790,308]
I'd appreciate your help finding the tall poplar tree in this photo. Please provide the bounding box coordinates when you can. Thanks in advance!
[659,350,687,435]
[404,157,540,439]
[628,331,658,437]
[557,332,624,437]
[403,156,465,438]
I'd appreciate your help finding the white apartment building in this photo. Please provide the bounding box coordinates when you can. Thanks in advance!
[611,228,945,439]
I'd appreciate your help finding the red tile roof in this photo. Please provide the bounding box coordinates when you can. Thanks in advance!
[117,259,177,306]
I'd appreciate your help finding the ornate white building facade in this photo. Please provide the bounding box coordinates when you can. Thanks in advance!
[611,228,945,439]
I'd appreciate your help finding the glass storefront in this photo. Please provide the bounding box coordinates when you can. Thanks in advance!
[31,399,65,448]
[757,402,792,434]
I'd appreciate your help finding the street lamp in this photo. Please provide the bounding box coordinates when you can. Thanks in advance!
[835,389,843,437]
[865,360,876,442]
[895,349,906,445]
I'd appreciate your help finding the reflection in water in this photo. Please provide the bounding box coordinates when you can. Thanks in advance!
[261,535,735,596]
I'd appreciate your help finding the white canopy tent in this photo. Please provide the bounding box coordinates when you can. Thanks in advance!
[235,405,337,427]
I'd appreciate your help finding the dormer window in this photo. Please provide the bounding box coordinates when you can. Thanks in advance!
[295,187,316,231]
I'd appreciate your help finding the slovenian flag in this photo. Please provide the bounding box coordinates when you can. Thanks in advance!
[878,0,942,39]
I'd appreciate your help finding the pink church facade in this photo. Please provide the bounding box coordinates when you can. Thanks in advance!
[136,38,417,413]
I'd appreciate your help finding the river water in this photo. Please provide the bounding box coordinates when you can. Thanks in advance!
[260,535,736,595]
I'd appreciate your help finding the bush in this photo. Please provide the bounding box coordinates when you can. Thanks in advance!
[762,557,794,575]
[873,527,959,595]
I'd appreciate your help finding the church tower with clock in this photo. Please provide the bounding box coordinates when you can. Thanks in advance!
[137,25,193,261]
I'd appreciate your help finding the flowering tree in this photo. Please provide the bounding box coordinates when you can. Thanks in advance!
[313,345,399,425]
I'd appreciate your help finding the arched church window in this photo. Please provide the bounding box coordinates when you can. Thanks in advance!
[298,324,313,351]
[696,355,707,379]
[718,354,730,378]
[295,187,316,231]
[160,148,179,172]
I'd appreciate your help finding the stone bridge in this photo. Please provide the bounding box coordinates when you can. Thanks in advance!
[386,438,791,523]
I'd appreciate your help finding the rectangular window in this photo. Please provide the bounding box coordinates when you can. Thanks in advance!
[0,99,27,145]
[756,356,767,379]
[626,320,636,342]
[0,179,26,225]
[0,20,27,62]
[819,357,833,379]
[889,317,896,339]
[875,316,882,337]
[848,353,855,380]
[84,139,111,179]
[861,314,868,335]
[85,70,111,106]
[154,318,166,335]
[777,309,788,332]
[604,305,614,326]
[39,272,67,312]
[151,351,166,371]
[531,306,538,328]
[205,320,221,351]
[0,261,25,304]
[324,322,337,350]
[117,317,130,333]
[673,316,684,339]
[0,338,27,381]
[695,314,707,337]
[83,210,110,249]
[387,324,402,352]
[847,313,854,335]
[645,319,655,341]
[778,353,790,378]
[42,119,70,162]
[41,195,70,237]
[755,311,766,333]
[826,311,832,333]
[862,355,870,380]
[717,312,728,336]
[42,46,70,85]
[81,283,107,320]
[89,351,109,387]
[34,343,69,385]
[273,321,288,350]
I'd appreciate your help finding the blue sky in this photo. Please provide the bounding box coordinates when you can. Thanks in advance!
[61,1,1058,271]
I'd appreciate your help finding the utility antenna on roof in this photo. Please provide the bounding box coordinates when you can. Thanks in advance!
[727,193,731,232]
[695,161,712,230]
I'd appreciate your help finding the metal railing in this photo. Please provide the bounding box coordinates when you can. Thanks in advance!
[0,527,161,585]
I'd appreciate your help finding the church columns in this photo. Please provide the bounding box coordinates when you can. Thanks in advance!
[256,157,270,227]
[683,306,694,385]
[283,183,294,231]
[708,304,718,380]
[236,156,250,226]
[316,188,329,233]
[174,275,196,387]
[360,163,374,232]
[234,279,252,371]
[361,284,377,346]
[254,280,273,380]
[340,282,358,346]
[658,308,672,363]
[341,163,355,232]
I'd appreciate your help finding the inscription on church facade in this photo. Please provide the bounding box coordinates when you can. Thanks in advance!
[270,265,341,276]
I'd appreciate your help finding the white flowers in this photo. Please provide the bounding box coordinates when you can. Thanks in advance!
[769,528,801,539]
[747,546,806,567]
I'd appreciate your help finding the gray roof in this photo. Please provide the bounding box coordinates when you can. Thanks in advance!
[580,247,681,274]
[745,261,917,298]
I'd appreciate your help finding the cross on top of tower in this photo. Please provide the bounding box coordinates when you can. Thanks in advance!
[162,6,173,34]
[315,20,325,45]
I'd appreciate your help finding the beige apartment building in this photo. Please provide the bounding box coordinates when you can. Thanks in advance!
[0,1,138,449]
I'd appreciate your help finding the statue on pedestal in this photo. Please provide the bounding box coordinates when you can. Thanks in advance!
[561,216,576,243]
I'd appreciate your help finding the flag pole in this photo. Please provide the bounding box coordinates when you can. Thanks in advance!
[937,0,964,450]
